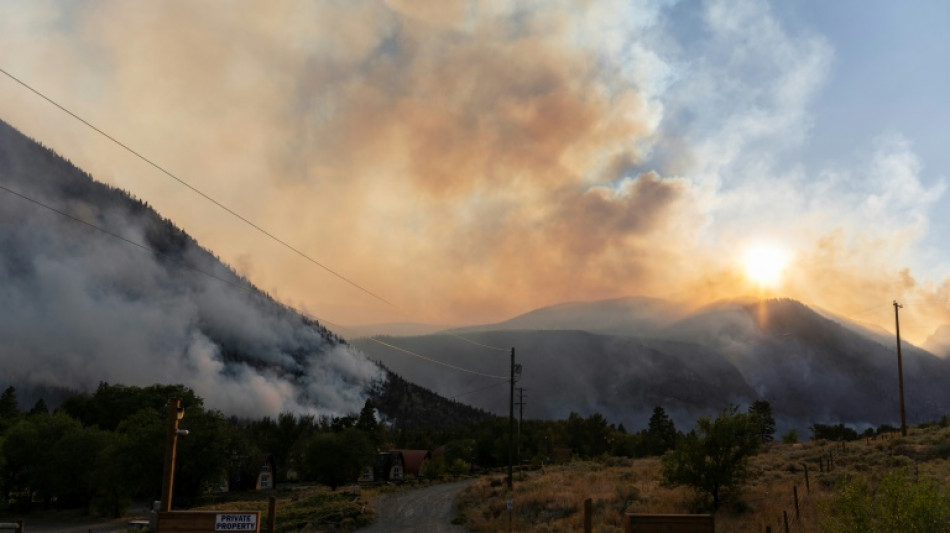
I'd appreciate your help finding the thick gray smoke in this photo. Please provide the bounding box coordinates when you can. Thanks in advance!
[0,120,383,418]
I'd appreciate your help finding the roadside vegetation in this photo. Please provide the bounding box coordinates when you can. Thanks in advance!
[455,421,950,532]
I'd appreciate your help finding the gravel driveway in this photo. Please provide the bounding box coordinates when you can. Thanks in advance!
[356,480,473,533]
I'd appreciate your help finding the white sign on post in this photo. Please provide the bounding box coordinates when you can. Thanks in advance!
[214,513,258,531]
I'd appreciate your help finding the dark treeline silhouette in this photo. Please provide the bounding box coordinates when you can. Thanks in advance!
[1,383,776,517]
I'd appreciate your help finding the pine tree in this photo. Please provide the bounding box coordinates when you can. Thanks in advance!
[0,386,20,420]
[749,400,776,443]
[28,398,49,417]
[356,400,378,433]
[644,406,678,456]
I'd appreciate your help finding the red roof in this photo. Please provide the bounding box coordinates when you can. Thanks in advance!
[390,449,431,476]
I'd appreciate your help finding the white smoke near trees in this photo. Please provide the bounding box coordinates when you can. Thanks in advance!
[0,120,383,417]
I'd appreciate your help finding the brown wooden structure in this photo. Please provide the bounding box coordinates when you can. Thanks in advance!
[157,511,261,533]
[625,513,714,533]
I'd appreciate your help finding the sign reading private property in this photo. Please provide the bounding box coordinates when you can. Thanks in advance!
[214,513,258,531]
[157,510,261,533]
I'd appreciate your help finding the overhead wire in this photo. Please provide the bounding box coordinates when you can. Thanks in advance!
[441,333,509,352]
[0,66,398,310]
[361,337,509,380]
[1,65,514,358]
[1,183,264,297]
[0,183,511,381]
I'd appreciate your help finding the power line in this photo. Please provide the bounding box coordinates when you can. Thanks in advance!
[365,337,509,380]
[0,67,522,358]
[441,333,509,352]
[1,183,511,382]
[0,66,398,310]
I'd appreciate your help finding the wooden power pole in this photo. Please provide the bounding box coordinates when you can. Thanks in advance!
[160,397,185,512]
[507,348,515,490]
[894,301,907,437]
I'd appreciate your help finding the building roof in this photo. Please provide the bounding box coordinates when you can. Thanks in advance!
[390,449,431,476]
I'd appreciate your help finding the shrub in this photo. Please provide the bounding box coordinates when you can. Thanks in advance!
[661,406,760,511]
[822,469,950,533]
[781,429,799,444]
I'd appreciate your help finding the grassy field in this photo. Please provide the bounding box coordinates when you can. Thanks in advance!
[453,424,950,532]
[194,483,383,533]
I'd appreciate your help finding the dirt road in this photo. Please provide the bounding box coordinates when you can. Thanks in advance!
[356,480,473,533]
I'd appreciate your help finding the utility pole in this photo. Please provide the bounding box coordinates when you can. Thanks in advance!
[160,397,185,512]
[516,388,526,464]
[507,348,521,490]
[894,301,907,436]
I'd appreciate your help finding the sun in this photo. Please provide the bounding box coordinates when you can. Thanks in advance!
[742,243,790,288]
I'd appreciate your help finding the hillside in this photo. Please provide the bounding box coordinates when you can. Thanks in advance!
[356,298,950,433]
[354,330,757,430]
[0,118,482,427]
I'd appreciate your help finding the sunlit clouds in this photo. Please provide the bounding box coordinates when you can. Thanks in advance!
[0,0,948,345]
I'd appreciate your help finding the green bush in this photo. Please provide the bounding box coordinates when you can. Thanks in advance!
[822,469,950,533]
[781,429,799,444]
[661,406,760,511]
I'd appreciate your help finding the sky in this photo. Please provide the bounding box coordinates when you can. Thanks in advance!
[1,0,948,345]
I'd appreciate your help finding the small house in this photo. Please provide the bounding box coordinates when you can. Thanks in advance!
[360,449,431,483]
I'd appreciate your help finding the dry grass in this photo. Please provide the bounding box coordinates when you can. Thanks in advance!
[455,425,950,532]
[195,483,391,532]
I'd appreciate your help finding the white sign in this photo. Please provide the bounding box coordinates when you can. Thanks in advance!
[215,513,257,531]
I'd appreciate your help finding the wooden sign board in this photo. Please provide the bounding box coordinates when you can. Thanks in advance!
[625,514,714,533]
[157,511,260,533]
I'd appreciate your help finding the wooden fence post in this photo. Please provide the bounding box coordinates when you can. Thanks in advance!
[584,498,592,533]
[267,496,277,533]
[793,486,800,519]
[783,510,790,533]
[804,464,810,493]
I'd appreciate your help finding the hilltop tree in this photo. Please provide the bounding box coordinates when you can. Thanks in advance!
[662,405,760,511]
[28,398,49,417]
[356,400,378,433]
[642,406,678,456]
[0,386,20,430]
[748,400,775,443]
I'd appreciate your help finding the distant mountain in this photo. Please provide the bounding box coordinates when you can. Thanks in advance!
[924,324,950,358]
[356,297,950,433]
[0,118,481,428]
[444,296,687,337]
[355,330,756,431]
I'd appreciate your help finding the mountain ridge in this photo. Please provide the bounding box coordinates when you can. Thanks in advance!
[0,118,484,429]
[356,297,950,433]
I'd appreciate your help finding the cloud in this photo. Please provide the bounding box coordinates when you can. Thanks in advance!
[0,0,948,343]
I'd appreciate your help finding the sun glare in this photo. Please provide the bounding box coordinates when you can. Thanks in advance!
[743,243,790,288]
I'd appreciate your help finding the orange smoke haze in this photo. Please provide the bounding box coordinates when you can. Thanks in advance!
[1,1,947,345]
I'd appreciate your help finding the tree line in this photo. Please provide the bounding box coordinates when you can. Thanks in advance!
[0,383,780,516]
